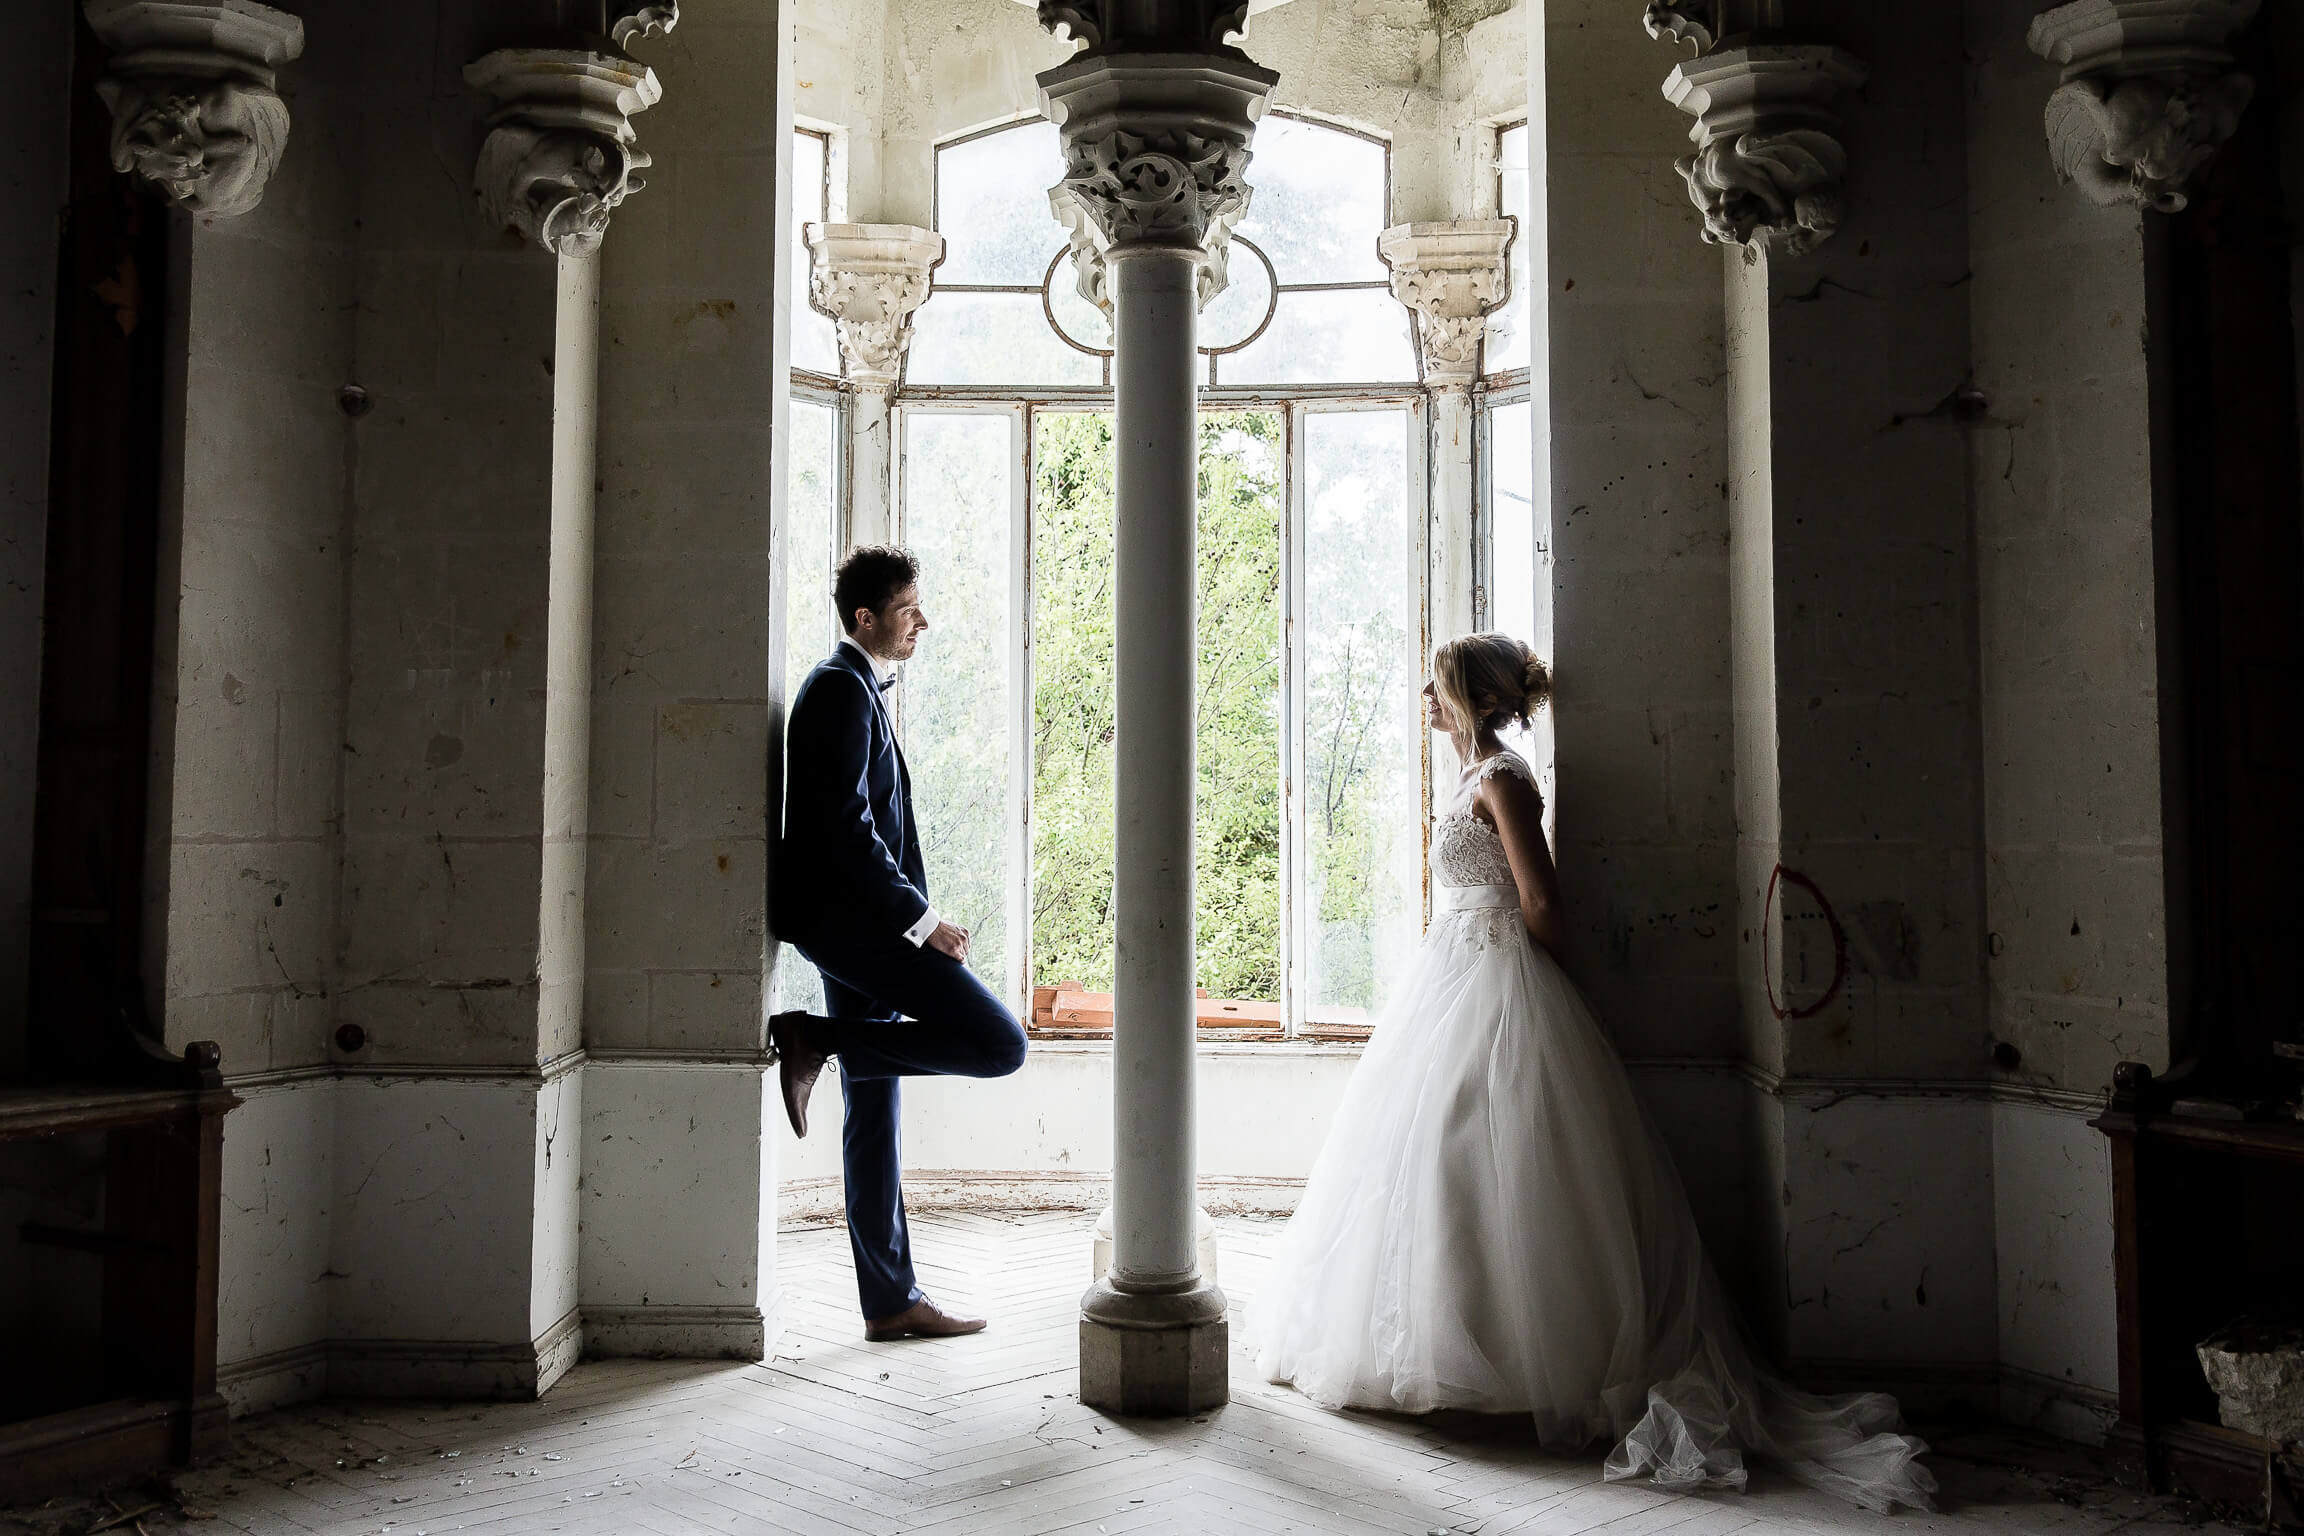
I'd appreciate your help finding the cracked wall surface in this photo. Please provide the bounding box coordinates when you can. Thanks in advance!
[1962,0,2176,1436]
[1966,0,2171,1105]
[152,0,359,1082]
[333,0,564,1072]
[579,0,788,1358]
[1542,0,1739,1073]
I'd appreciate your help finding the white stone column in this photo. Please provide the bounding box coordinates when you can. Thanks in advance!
[805,223,943,547]
[1039,31,1275,1417]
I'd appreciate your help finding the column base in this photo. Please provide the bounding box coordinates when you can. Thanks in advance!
[1078,1277,1230,1417]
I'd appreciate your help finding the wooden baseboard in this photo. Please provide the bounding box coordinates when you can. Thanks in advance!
[0,1395,220,1504]
[2158,1418,2299,1520]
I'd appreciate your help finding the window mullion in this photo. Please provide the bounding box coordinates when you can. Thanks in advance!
[1280,402,1307,1040]
[1010,405,1034,1022]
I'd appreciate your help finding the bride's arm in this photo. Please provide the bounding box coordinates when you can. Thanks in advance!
[1482,774,1566,955]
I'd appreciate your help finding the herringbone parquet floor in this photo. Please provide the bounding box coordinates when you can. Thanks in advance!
[2,1212,2246,1536]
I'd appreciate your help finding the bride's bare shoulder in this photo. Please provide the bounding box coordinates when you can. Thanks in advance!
[1469,750,1543,823]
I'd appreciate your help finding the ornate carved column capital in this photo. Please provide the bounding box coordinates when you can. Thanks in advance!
[2027,0,2259,213]
[1657,43,1867,256]
[1035,52,1278,312]
[464,48,662,259]
[83,0,305,219]
[1378,220,1515,386]
[805,224,945,388]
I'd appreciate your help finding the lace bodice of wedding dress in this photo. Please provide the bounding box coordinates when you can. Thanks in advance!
[1430,751,1533,890]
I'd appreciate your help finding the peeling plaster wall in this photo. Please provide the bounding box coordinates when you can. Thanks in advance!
[1964,0,2169,1436]
[869,0,1068,227]
[0,8,70,1080]
[797,0,1528,234]
[1540,0,1739,1079]
[1242,0,1527,221]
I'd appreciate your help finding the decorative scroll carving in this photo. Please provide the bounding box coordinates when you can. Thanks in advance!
[1038,1,1252,52]
[83,0,305,219]
[465,49,662,258]
[1036,54,1277,313]
[1658,45,1867,256]
[805,224,945,388]
[1642,2,1716,56]
[608,2,679,47]
[1378,220,1515,385]
[2027,0,2260,213]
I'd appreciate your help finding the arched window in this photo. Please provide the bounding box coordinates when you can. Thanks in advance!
[908,114,1416,389]
[895,113,1433,1040]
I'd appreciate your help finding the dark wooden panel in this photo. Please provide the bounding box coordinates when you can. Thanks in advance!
[23,8,173,1083]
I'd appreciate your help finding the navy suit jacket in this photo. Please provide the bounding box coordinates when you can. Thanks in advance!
[775,643,931,947]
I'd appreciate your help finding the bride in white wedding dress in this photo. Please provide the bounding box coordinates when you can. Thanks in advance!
[1252,633,1936,1513]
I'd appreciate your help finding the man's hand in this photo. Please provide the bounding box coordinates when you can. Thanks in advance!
[927,921,970,962]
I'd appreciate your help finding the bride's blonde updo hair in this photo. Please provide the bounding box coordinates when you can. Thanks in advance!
[1433,632,1552,734]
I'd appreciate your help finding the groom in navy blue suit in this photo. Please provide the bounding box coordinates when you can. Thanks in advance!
[771,545,1028,1341]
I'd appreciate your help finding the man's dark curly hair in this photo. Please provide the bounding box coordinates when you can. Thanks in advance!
[833,544,921,633]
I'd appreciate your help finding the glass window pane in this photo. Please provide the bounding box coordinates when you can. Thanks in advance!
[776,397,839,1015]
[936,121,1068,285]
[908,291,1104,387]
[1487,122,1531,376]
[1197,410,1283,1003]
[1303,408,1423,1024]
[791,129,841,378]
[901,412,1016,994]
[1031,412,1117,993]
[1232,116,1389,286]
[1487,398,1536,645]
[1029,411,1283,1007]
[1217,289,1416,386]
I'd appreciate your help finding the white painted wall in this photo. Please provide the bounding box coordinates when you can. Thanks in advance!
[1991,1099,2118,1438]
[216,1078,336,1413]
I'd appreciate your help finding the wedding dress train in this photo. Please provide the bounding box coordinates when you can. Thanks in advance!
[1251,750,1936,1513]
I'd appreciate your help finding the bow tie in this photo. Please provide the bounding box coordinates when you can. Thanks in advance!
[877,673,896,693]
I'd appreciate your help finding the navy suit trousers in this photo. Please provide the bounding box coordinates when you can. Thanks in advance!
[793,927,1027,1320]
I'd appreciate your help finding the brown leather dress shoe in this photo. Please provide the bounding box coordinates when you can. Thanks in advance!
[768,1010,830,1139]
[863,1297,988,1342]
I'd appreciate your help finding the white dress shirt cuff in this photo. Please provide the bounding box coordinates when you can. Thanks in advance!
[902,906,941,947]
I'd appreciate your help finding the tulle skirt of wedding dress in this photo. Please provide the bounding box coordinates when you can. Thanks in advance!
[1250,903,1937,1514]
